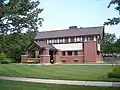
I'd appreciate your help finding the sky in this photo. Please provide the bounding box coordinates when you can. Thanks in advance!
[40,0,119,38]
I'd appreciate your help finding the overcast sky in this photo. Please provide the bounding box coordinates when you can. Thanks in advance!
[39,0,119,37]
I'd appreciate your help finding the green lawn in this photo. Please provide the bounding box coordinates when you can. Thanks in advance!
[0,80,120,90]
[0,64,120,81]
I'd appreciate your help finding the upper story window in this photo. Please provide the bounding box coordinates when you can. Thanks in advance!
[77,37,80,42]
[49,40,52,43]
[54,39,57,43]
[89,36,94,40]
[74,37,77,42]
[46,40,49,44]
[68,38,71,43]
[52,39,54,43]
[60,38,63,43]
[80,37,82,42]
[63,38,65,43]
[57,39,60,43]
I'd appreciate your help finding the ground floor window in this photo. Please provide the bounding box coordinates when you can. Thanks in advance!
[67,51,72,56]
[62,60,66,63]
[74,60,78,63]
[74,51,78,55]
[62,51,66,56]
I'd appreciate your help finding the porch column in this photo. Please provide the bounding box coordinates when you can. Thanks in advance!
[35,51,39,58]
[21,55,28,63]
[40,48,50,63]
[54,50,62,64]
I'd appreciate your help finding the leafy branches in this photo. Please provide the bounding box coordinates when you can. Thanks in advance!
[104,0,120,25]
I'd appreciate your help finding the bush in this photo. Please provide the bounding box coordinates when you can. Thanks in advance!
[0,52,7,60]
[0,52,11,64]
[108,67,120,78]
[1,59,11,64]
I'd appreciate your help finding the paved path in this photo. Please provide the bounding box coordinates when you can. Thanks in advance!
[0,76,120,87]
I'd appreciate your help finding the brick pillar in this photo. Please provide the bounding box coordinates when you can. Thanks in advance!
[54,50,62,63]
[40,48,50,63]
[83,41,97,62]
[21,55,28,63]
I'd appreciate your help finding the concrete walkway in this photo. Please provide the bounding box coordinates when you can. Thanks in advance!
[0,76,120,87]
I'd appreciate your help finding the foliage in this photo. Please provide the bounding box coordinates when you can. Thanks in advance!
[108,66,120,78]
[0,0,43,61]
[0,52,11,64]
[1,59,11,64]
[104,0,120,25]
[101,33,119,53]
[0,0,43,34]
[0,52,7,60]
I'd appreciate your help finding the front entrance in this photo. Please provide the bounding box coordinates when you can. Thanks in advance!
[49,50,55,64]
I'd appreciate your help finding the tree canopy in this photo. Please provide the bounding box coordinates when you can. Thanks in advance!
[0,0,43,62]
[104,0,120,25]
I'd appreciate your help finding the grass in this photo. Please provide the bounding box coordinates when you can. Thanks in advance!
[0,80,120,90]
[0,64,120,81]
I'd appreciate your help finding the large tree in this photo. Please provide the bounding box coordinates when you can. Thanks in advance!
[0,0,43,61]
[104,0,120,25]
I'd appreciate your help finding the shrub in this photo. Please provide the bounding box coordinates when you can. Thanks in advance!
[1,59,11,64]
[108,67,120,78]
[0,52,11,64]
[0,52,7,60]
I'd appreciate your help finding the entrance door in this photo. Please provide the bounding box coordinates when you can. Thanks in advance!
[49,51,54,63]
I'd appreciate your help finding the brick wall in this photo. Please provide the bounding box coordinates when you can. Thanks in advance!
[83,41,97,62]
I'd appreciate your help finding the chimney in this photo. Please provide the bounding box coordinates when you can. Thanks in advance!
[69,26,77,29]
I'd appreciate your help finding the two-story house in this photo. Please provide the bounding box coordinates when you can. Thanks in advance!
[21,26,104,64]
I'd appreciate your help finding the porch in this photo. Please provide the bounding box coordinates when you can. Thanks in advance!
[21,41,60,64]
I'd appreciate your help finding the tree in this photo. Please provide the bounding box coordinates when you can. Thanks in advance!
[104,0,120,25]
[0,0,43,61]
[101,33,117,53]
[0,0,43,34]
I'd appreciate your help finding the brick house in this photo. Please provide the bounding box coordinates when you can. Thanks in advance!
[21,26,104,64]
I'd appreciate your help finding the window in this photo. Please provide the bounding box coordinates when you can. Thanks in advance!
[68,38,71,43]
[54,39,57,43]
[77,37,80,42]
[74,51,78,55]
[74,37,77,42]
[67,51,72,56]
[62,51,66,56]
[63,38,65,43]
[49,40,52,43]
[65,38,68,43]
[89,36,93,40]
[57,39,59,43]
[74,60,78,63]
[62,60,66,63]
[80,37,83,42]
[60,38,63,43]
[52,39,54,43]
[46,40,49,44]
